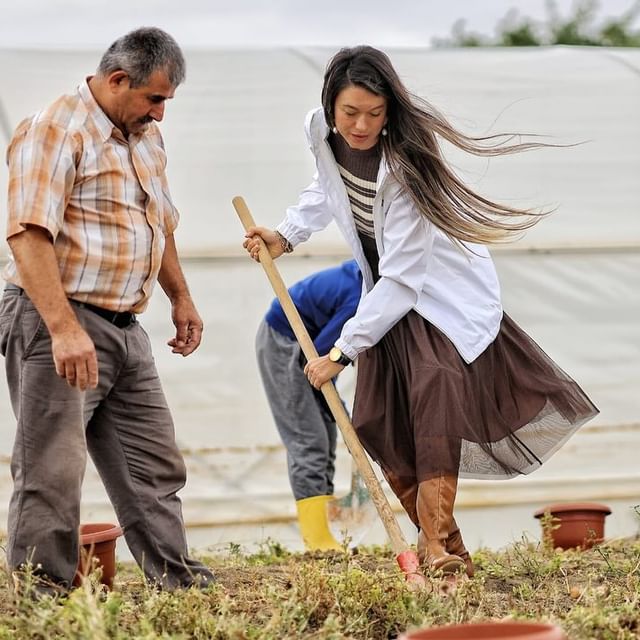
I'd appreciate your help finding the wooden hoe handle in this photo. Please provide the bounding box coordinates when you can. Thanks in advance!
[233,196,424,586]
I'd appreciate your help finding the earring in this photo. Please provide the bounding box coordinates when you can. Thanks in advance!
[332,126,337,134]
[382,127,388,137]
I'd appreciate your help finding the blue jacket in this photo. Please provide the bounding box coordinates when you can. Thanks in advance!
[265,260,362,356]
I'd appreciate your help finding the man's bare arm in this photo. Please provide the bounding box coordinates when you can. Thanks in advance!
[8,225,98,389]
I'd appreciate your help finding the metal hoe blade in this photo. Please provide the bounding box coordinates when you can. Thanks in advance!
[327,465,377,546]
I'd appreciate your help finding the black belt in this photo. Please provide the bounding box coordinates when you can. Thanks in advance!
[75,301,136,328]
[4,285,136,328]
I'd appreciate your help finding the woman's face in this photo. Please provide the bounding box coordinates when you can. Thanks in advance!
[333,85,387,151]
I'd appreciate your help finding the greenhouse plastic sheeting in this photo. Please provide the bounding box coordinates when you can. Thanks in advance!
[0,47,638,551]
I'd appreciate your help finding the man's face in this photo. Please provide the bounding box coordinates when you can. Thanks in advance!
[111,69,175,137]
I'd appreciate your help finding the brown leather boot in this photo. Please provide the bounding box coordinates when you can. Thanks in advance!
[418,527,474,577]
[446,518,475,578]
[382,470,419,527]
[416,475,465,575]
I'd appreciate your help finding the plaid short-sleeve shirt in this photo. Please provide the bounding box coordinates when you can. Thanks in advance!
[3,79,180,313]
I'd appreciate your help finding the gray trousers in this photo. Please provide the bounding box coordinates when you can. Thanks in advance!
[255,320,337,501]
[0,285,214,589]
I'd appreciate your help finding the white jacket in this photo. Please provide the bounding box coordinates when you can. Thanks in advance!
[276,108,503,364]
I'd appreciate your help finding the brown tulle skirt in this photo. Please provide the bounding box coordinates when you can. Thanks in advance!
[352,311,598,483]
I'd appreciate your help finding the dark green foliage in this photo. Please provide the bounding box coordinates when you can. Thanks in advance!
[434,0,640,47]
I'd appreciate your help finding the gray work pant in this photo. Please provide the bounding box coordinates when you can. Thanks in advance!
[255,320,337,501]
[0,285,214,589]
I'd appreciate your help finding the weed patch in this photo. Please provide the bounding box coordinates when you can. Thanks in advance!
[0,536,638,639]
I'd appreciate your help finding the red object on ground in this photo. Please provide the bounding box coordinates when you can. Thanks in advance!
[396,549,427,588]
[534,502,611,550]
[399,621,566,639]
[73,522,124,589]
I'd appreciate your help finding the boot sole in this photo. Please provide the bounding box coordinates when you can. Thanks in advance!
[432,558,466,575]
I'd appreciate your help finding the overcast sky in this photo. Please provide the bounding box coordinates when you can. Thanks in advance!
[0,0,638,48]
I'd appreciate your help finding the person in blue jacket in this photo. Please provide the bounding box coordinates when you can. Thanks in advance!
[256,259,362,551]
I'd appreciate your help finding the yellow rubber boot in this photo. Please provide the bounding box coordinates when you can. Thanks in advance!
[296,495,342,551]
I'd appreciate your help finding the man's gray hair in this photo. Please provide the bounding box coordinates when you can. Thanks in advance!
[98,27,186,88]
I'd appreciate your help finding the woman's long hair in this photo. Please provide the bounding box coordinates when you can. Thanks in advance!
[322,45,550,245]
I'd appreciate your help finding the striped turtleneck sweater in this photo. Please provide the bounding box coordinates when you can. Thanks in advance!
[330,132,381,238]
[330,131,382,280]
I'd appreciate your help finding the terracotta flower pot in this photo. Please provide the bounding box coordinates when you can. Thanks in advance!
[399,621,566,639]
[534,502,611,550]
[73,522,123,589]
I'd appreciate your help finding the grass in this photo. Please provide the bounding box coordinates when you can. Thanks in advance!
[0,535,638,639]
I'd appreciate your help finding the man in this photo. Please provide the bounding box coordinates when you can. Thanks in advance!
[255,259,362,550]
[0,27,214,592]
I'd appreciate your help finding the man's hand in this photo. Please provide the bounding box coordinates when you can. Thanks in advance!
[51,325,98,391]
[158,233,202,357]
[167,295,203,357]
[304,355,345,389]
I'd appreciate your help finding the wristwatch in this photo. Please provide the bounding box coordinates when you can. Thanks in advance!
[329,346,352,367]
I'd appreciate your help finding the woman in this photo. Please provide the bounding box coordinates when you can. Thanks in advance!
[243,46,598,576]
